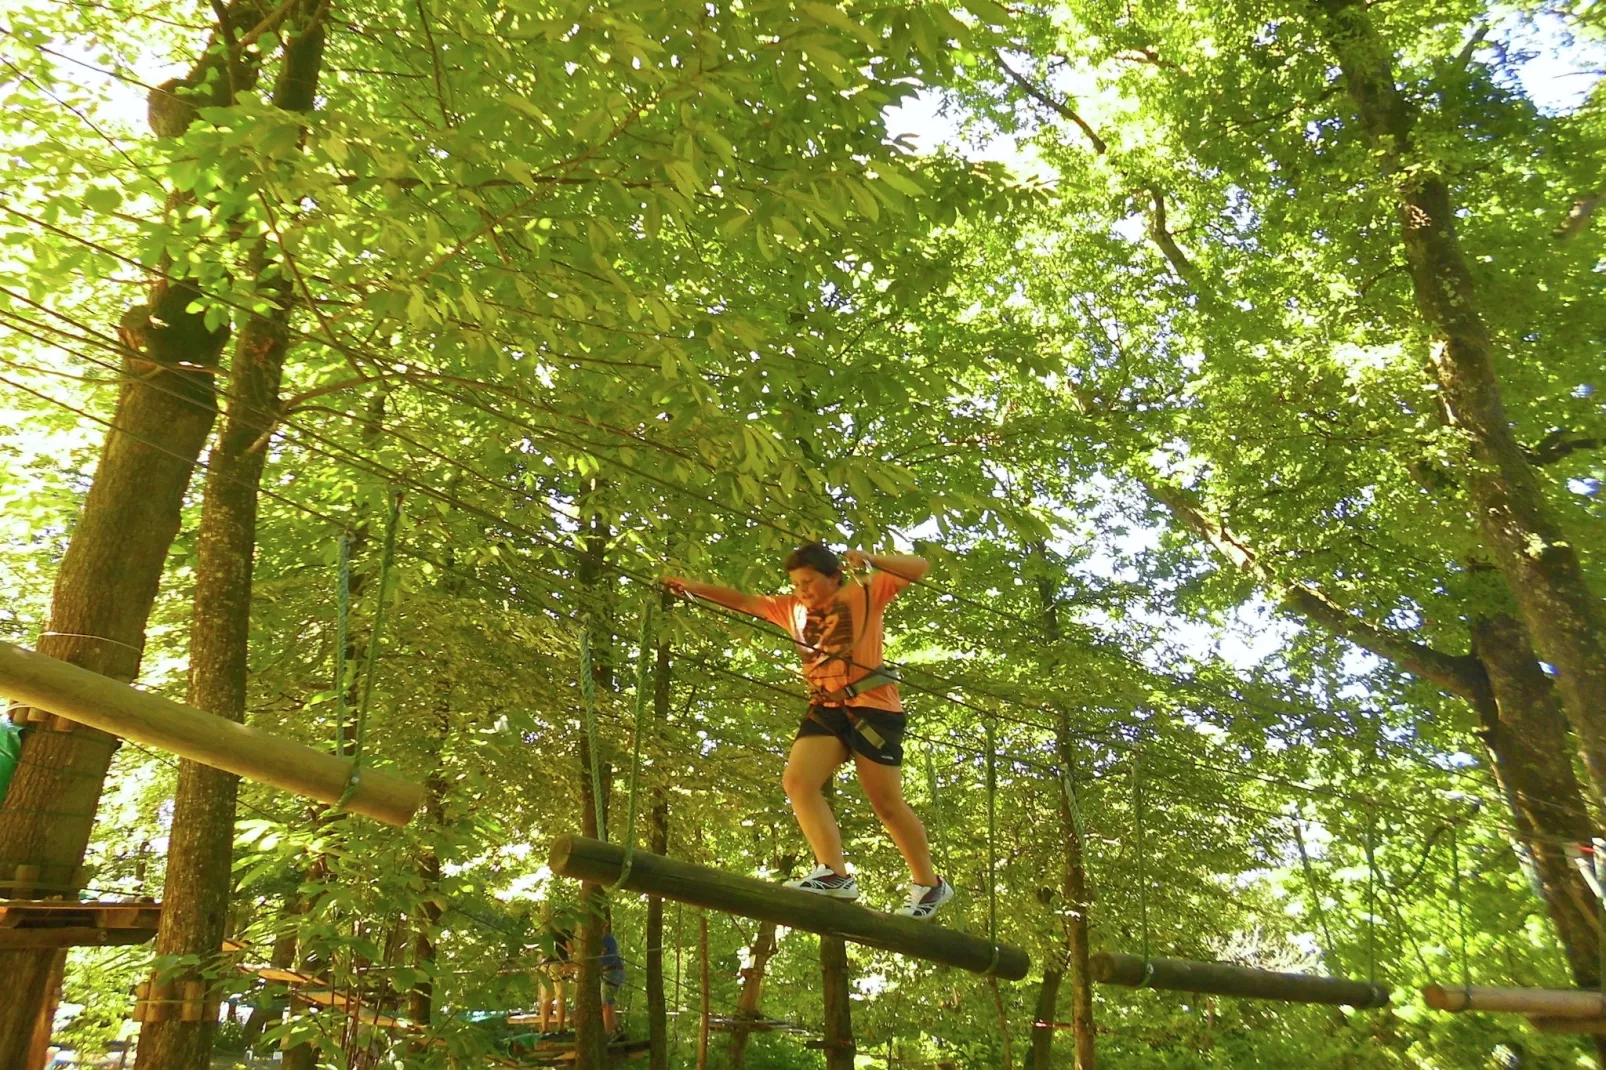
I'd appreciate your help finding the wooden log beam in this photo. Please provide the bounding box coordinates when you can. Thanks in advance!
[0,642,421,826]
[1528,1016,1606,1034]
[1091,953,1390,1008]
[548,836,1030,980]
[0,926,156,950]
[1423,984,1606,1016]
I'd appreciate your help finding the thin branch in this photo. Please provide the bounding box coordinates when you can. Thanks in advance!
[992,50,1106,155]
[1149,480,1488,699]
[1555,190,1603,240]
[1524,428,1601,466]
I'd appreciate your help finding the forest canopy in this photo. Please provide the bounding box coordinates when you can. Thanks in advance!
[0,0,1602,1067]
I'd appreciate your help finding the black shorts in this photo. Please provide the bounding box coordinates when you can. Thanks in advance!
[796,704,906,766]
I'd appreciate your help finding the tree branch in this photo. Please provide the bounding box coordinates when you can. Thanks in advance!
[1555,190,1603,241]
[992,50,1107,155]
[1524,428,1601,466]
[1149,480,1487,699]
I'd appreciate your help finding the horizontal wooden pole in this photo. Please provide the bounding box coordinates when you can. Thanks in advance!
[1423,984,1605,1016]
[1092,952,1390,1008]
[0,926,155,950]
[548,836,1030,980]
[1528,1015,1606,1034]
[0,642,421,827]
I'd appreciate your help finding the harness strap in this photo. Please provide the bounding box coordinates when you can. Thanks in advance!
[812,665,902,705]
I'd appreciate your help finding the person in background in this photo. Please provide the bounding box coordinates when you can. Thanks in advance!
[600,920,626,1036]
[537,925,575,1034]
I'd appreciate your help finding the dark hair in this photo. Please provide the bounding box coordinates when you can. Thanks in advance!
[783,542,840,577]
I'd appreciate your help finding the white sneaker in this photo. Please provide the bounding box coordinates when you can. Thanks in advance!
[783,864,860,900]
[895,876,955,920]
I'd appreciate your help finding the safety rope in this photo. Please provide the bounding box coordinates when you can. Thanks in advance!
[1365,811,1378,988]
[609,599,655,892]
[578,625,608,844]
[1060,757,1086,849]
[1292,819,1337,970]
[1596,840,1605,1003]
[1450,824,1471,994]
[925,742,947,875]
[1133,753,1154,987]
[337,491,402,811]
[334,533,351,740]
[984,716,1000,976]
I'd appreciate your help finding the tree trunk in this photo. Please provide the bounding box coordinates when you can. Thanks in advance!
[647,615,672,1070]
[0,5,264,1059]
[1029,969,1063,1070]
[574,485,613,1070]
[0,190,242,1070]
[132,14,326,1069]
[1034,559,1096,1070]
[820,934,853,1070]
[1314,0,1606,801]
[1470,615,1602,986]
[1152,487,1604,1010]
[728,920,779,1066]
[407,773,448,1028]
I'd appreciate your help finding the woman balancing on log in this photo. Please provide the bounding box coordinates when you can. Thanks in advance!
[663,543,954,920]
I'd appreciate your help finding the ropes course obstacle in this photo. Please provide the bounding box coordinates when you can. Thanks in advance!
[1090,756,1391,1009]
[546,835,1030,980]
[1091,953,1390,1008]
[0,641,422,826]
[1422,985,1604,1017]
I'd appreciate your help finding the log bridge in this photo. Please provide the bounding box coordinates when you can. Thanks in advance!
[0,641,422,826]
[1424,984,1606,1019]
[548,836,1030,980]
[1092,952,1391,1008]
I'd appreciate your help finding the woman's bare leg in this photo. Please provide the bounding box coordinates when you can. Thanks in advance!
[783,735,851,872]
[855,754,938,887]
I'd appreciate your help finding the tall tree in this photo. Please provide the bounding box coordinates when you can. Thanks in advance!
[1309,0,1606,799]
[0,2,268,1056]
[134,6,328,1065]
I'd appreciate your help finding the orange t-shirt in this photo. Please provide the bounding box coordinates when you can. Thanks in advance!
[756,570,910,712]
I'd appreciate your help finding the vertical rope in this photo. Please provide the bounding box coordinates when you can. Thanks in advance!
[337,490,402,811]
[925,742,947,875]
[1133,753,1154,986]
[334,533,350,738]
[578,624,607,844]
[984,717,1000,976]
[1450,825,1471,993]
[986,718,998,947]
[609,599,654,891]
[1292,819,1336,970]
[1595,840,1605,1002]
[1365,811,1377,988]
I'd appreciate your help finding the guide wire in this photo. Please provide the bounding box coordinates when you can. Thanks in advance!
[0,369,1545,842]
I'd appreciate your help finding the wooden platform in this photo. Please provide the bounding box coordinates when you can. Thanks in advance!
[707,1015,812,1035]
[513,1038,651,1065]
[0,898,160,949]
